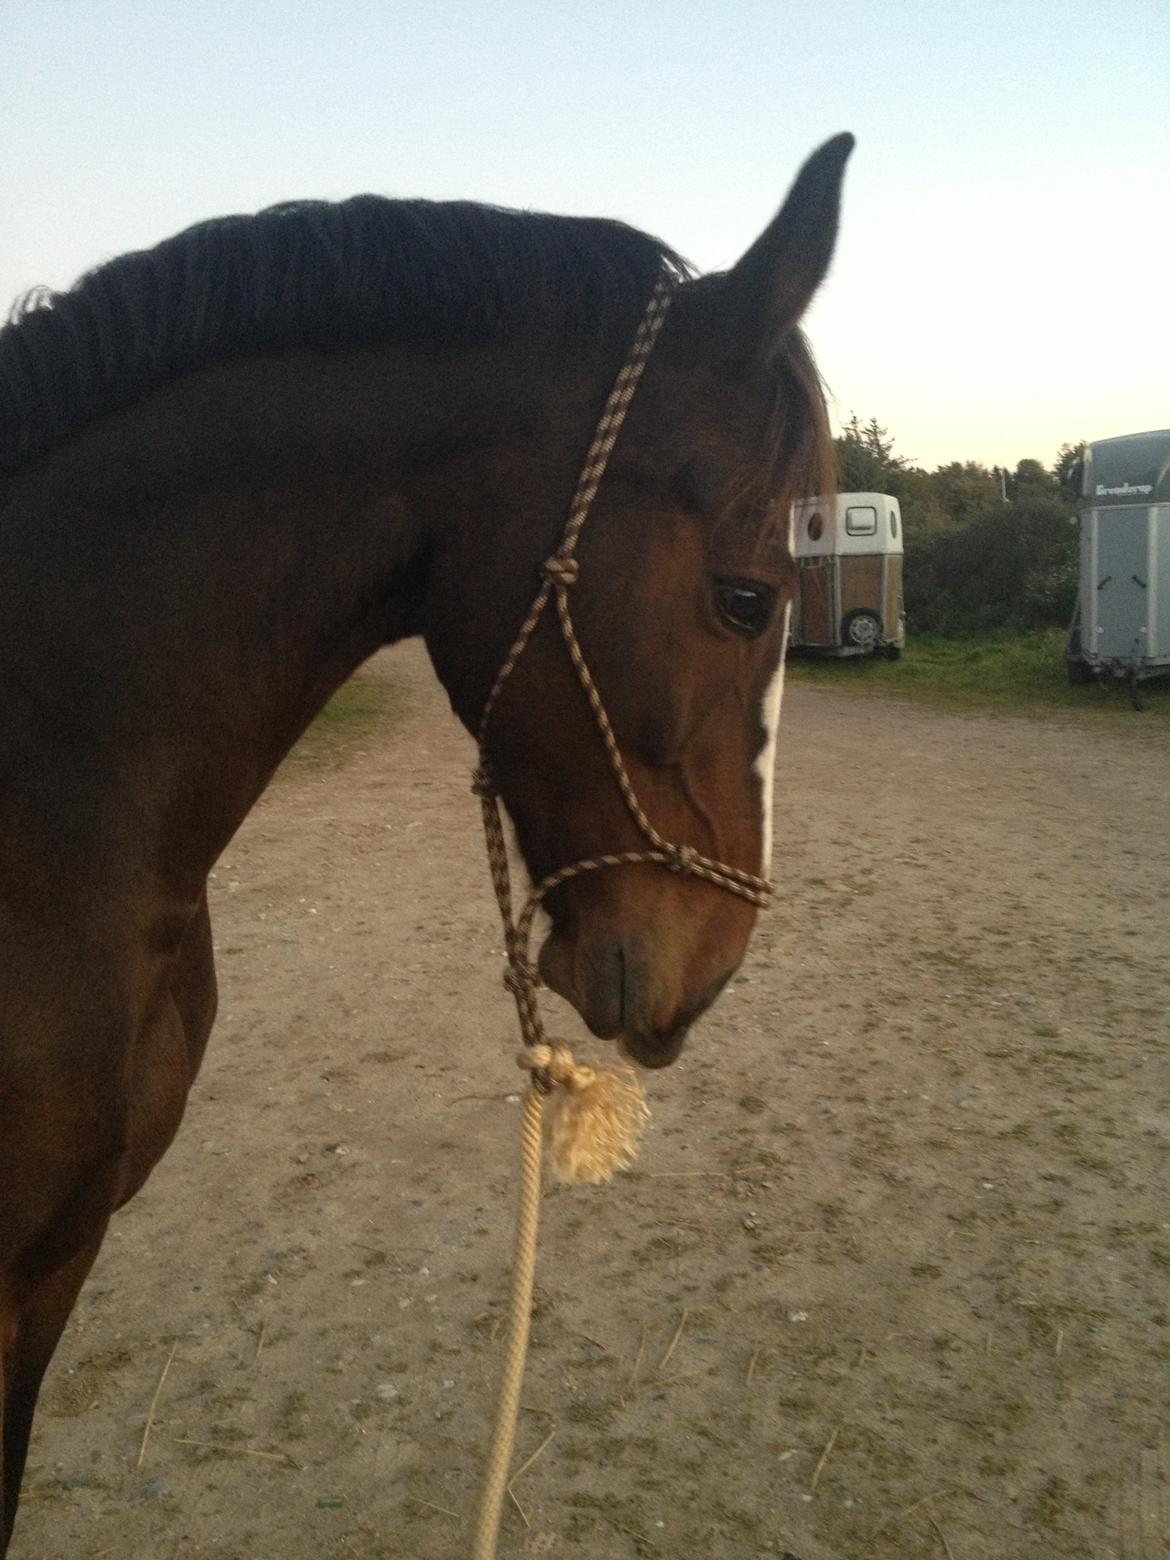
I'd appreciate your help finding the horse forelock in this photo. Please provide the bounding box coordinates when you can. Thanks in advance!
[0,197,686,478]
[701,324,834,568]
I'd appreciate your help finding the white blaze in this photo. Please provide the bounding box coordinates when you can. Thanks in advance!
[754,600,791,874]
[754,508,796,874]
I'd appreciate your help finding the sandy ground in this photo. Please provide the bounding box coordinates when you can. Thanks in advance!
[14,641,1170,1560]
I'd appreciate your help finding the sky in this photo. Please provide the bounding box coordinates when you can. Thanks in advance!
[2,0,1166,471]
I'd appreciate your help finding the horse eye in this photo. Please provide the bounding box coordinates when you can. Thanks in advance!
[713,577,776,638]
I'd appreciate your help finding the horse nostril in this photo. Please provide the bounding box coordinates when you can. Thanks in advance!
[578,940,626,1039]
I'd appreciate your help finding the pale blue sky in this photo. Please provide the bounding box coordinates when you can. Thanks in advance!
[2,0,1166,468]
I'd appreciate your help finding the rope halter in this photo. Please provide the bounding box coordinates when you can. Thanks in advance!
[474,267,774,1110]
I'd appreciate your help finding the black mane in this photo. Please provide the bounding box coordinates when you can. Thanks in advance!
[0,197,683,476]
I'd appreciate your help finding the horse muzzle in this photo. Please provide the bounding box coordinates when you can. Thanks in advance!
[537,930,732,1069]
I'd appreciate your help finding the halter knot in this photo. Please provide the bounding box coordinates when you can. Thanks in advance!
[471,766,497,800]
[666,843,699,875]
[542,553,580,590]
[517,1041,579,1086]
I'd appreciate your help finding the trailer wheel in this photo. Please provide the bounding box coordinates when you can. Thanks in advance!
[1066,657,1093,686]
[841,610,881,654]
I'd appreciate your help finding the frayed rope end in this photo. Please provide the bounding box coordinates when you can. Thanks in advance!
[520,1043,649,1184]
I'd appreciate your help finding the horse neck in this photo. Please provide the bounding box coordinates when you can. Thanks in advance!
[6,340,585,890]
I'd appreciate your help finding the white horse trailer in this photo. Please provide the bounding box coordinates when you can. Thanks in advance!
[1067,429,1170,692]
[791,491,905,656]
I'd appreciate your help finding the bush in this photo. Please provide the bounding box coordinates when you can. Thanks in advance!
[903,494,1078,635]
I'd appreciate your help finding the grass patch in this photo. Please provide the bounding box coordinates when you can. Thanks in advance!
[786,629,1170,723]
[284,668,406,772]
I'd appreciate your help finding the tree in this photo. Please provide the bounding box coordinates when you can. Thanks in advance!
[930,461,1002,526]
[1004,458,1060,500]
[1054,442,1086,502]
[834,414,929,514]
[836,413,907,493]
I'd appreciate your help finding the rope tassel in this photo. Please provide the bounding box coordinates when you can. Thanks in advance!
[520,1043,649,1184]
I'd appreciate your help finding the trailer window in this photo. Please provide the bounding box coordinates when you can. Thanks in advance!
[889,510,899,538]
[807,512,825,541]
[846,505,877,536]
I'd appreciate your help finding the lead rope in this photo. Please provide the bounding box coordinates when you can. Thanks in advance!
[470,272,772,1559]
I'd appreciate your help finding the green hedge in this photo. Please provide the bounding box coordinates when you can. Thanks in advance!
[903,494,1078,636]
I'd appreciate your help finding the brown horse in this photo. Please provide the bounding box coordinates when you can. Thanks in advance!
[0,134,851,1551]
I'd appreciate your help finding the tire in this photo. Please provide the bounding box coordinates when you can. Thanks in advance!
[1066,657,1093,686]
[841,610,882,654]
[881,643,903,661]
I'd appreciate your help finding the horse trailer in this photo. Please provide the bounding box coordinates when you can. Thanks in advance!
[1067,429,1170,690]
[790,491,905,656]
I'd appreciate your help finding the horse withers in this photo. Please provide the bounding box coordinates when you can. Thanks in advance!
[0,134,852,1551]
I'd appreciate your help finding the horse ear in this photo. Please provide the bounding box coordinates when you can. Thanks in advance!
[721,133,854,360]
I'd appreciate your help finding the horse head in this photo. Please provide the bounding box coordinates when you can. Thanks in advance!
[423,136,852,1068]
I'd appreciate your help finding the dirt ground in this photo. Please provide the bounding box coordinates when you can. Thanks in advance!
[14,642,1170,1560]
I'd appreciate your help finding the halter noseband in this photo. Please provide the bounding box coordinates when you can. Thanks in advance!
[472,270,774,1085]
